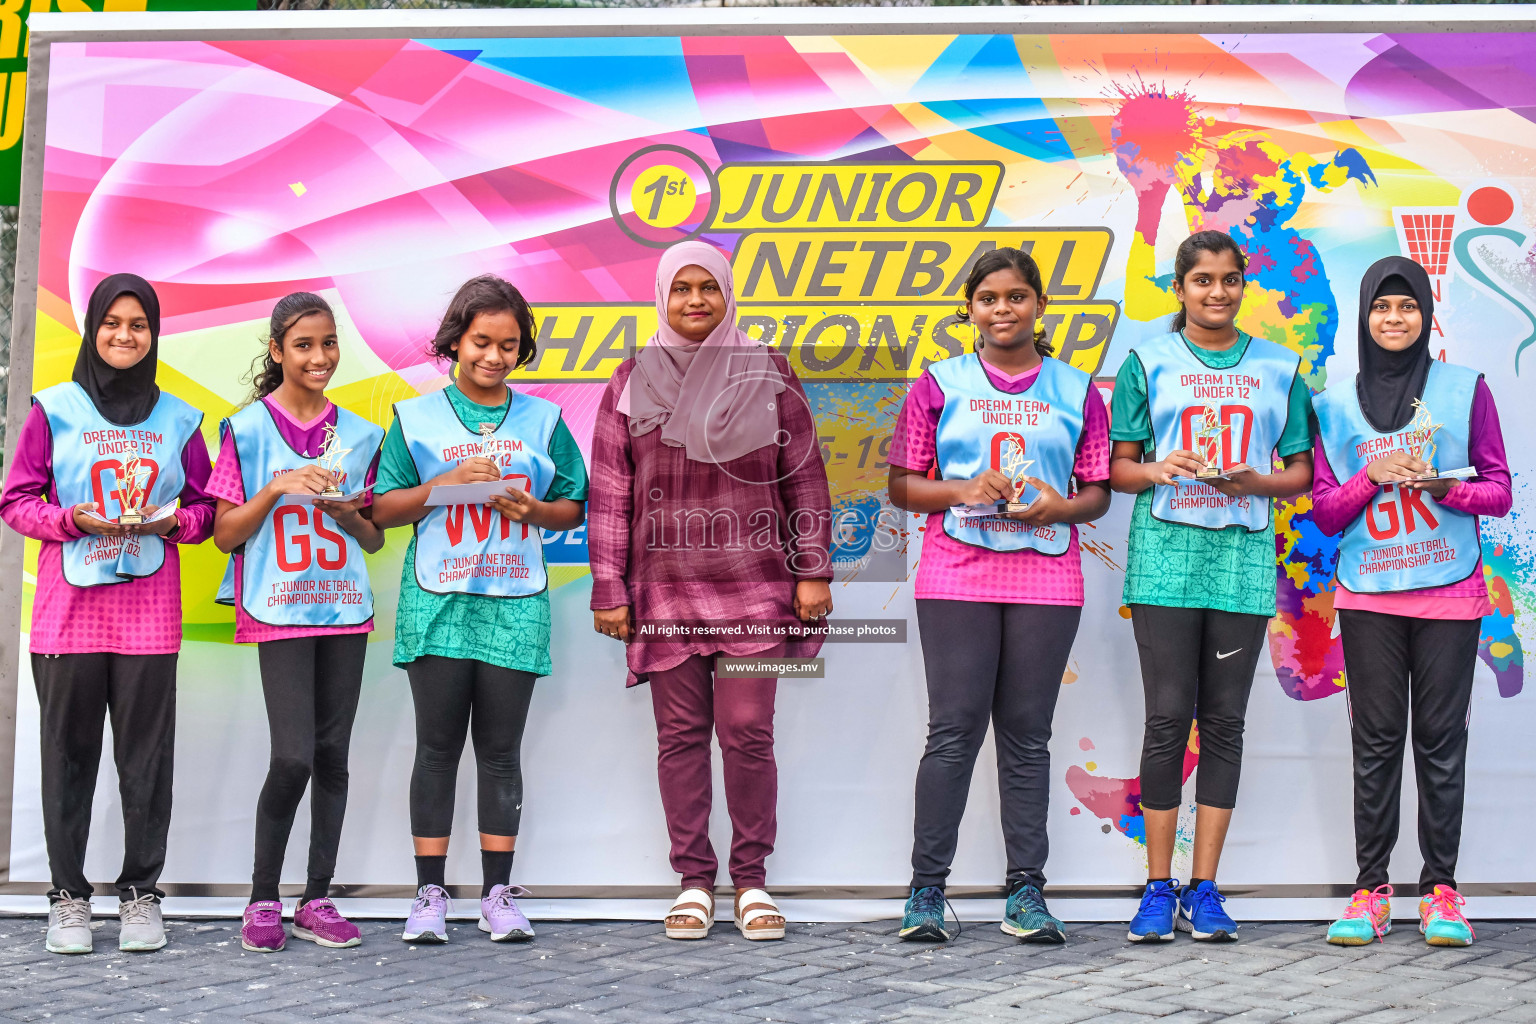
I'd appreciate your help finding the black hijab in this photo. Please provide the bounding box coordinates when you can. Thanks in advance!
[71,273,161,426]
[1356,256,1434,433]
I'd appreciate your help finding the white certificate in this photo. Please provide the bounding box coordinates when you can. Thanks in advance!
[424,482,520,507]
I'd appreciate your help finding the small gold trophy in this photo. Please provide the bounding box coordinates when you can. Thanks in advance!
[117,448,147,525]
[1193,403,1230,480]
[999,435,1035,514]
[315,422,351,498]
[477,422,497,460]
[1407,397,1443,479]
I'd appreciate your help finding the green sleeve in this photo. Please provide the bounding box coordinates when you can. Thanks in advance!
[373,418,419,494]
[544,417,589,502]
[1277,373,1316,457]
[1108,352,1152,443]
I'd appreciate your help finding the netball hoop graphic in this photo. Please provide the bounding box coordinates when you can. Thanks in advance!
[1394,205,1457,297]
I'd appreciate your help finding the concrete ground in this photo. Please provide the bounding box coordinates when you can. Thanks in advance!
[0,915,1533,1023]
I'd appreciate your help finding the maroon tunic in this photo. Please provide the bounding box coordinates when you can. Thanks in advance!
[588,355,833,684]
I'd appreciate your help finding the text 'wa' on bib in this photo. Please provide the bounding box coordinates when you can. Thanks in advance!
[224,402,384,626]
[36,382,202,587]
[1135,332,1301,532]
[930,353,1090,555]
[394,387,560,597]
[1315,361,1482,593]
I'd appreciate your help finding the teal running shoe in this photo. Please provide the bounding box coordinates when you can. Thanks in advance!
[1000,883,1064,944]
[1326,885,1392,946]
[899,886,954,942]
[1420,885,1475,947]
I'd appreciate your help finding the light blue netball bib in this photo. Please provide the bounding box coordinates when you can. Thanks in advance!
[930,353,1090,555]
[1316,361,1481,593]
[216,557,236,606]
[223,402,383,627]
[35,382,202,588]
[393,387,559,597]
[1135,332,1300,532]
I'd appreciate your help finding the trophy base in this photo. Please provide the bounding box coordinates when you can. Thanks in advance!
[317,488,345,499]
[117,511,144,526]
[1194,466,1224,480]
[1001,500,1032,514]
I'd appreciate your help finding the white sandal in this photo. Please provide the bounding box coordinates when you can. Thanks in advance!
[664,888,714,940]
[734,888,786,941]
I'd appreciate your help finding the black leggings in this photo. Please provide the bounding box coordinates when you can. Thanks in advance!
[1339,609,1480,895]
[251,633,367,902]
[407,656,537,838]
[911,599,1082,890]
[1130,604,1269,812]
[33,652,178,901]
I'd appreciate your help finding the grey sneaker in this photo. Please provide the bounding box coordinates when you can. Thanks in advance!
[118,889,166,952]
[46,893,92,954]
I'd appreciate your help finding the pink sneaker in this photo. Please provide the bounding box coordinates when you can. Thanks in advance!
[294,897,361,948]
[241,900,286,952]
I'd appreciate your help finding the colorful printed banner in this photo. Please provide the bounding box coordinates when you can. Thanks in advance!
[13,29,1536,900]
[0,0,254,205]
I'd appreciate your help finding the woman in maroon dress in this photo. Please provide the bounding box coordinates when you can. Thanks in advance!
[588,240,833,941]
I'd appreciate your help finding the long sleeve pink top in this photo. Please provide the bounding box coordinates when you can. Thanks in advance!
[1,401,215,654]
[1311,378,1510,619]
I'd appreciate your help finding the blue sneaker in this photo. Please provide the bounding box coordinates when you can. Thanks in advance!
[1178,881,1238,942]
[899,886,954,942]
[1127,879,1179,942]
[1000,883,1064,944]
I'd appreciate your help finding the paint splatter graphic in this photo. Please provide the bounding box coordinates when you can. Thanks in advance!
[1066,724,1199,847]
[1064,766,1147,844]
[1111,79,1370,379]
[1479,543,1527,698]
[1272,492,1347,701]
[1271,524,1526,704]
[1079,521,1122,573]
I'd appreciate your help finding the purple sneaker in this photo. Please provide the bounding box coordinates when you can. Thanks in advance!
[294,897,361,948]
[241,900,286,952]
[479,884,534,942]
[402,884,449,944]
